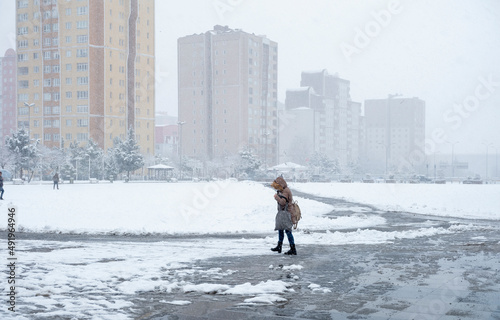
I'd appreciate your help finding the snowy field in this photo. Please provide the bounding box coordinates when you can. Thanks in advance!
[1,180,498,235]
[0,180,499,319]
[291,181,500,220]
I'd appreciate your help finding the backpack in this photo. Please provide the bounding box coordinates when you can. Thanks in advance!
[289,201,301,229]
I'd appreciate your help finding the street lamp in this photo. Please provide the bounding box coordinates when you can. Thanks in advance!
[74,156,82,181]
[177,121,186,179]
[23,102,35,138]
[445,140,459,180]
[433,151,440,180]
[482,142,493,181]
[263,131,270,170]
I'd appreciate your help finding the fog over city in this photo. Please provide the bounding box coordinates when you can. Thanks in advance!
[2,2,500,318]
[1,0,499,156]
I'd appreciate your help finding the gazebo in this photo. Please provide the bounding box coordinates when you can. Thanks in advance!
[147,164,175,180]
[269,162,308,172]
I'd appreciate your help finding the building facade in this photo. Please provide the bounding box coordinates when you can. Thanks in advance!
[178,25,278,166]
[1,49,17,144]
[364,96,426,174]
[283,70,363,168]
[15,0,155,154]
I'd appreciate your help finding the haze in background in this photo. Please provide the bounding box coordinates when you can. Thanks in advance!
[1,0,499,154]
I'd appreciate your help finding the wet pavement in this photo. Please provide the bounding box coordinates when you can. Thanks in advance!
[132,191,500,320]
[7,191,500,320]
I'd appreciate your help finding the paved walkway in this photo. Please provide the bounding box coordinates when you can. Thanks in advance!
[136,193,500,320]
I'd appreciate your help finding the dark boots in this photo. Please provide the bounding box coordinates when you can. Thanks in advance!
[284,244,297,255]
[271,242,282,253]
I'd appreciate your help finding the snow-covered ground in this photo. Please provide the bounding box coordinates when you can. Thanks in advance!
[0,180,498,319]
[1,180,498,235]
[291,182,500,220]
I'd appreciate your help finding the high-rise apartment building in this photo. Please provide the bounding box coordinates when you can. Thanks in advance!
[15,0,155,154]
[364,96,426,174]
[283,70,363,167]
[178,25,278,165]
[1,49,17,143]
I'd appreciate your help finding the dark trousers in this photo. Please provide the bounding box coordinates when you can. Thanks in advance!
[0,187,4,198]
[278,230,295,245]
[53,182,59,189]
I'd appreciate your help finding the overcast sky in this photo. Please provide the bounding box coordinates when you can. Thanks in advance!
[1,0,499,154]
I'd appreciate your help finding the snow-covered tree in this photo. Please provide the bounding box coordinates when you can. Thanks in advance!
[85,139,103,179]
[310,152,340,177]
[0,144,15,170]
[5,128,40,181]
[67,141,86,180]
[60,163,76,181]
[235,148,262,178]
[113,129,144,180]
[103,148,120,181]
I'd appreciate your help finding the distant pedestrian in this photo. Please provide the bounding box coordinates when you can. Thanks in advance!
[53,173,59,190]
[270,176,297,255]
[0,171,4,200]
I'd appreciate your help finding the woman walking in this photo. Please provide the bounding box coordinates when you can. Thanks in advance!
[271,176,297,255]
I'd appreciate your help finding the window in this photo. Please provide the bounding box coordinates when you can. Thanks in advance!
[77,63,88,71]
[44,65,51,73]
[66,36,71,43]
[43,79,51,87]
[76,20,88,29]
[77,91,88,100]
[18,40,28,48]
[66,120,72,127]
[53,92,60,101]
[77,77,88,85]
[17,94,29,101]
[53,78,60,86]
[52,65,60,73]
[77,105,88,113]
[18,13,28,21]
[77,35,88,43]
[44,51,51,60]
[43,24,51,33]
[18,67,29,75]
[76,49,88,57]
[17,27,28,35]
[66,64,72,71]
[33,79,39,87]
[17,54,28,61]
[66,133,72,141]
[44,134,52,141]
[77,6,88,15]
[77,119,89,127]
[77,133,88,142]
[66,105,72,112]
[66,22,71,29]
[66,91,72,98]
